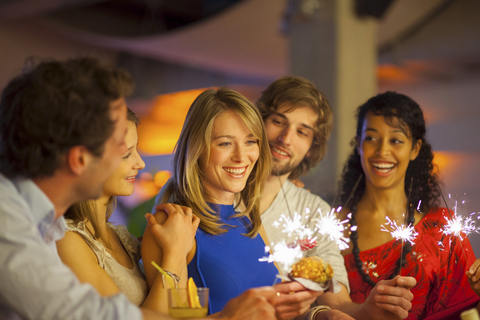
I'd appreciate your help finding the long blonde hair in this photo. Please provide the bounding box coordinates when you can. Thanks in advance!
[163,88,271,237]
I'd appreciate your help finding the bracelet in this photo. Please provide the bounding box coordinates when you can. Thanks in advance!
[304,305,331,320]
[157,270,181,288]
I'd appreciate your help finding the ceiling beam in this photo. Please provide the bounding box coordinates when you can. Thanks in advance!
[0,0,108,21]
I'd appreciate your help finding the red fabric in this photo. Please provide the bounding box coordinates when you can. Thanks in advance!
[344,208,479,319]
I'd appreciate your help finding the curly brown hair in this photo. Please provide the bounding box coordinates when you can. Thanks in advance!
[339,91,441,214]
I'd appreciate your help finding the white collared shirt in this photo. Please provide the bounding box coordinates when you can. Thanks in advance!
[0,174,142,320]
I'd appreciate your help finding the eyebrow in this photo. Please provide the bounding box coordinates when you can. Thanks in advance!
[272,112,315,131]
[365,128,405,134]
[213,133,255,140]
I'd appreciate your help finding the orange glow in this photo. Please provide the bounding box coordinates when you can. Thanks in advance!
[137,88,210,155]
[377,64,413,82]
[432,151,452,173]
[154,170,172,188]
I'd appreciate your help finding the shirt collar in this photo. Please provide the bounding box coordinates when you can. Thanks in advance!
[14,177,67,243]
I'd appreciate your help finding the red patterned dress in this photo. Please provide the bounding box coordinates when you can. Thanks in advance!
[344,208,479,319]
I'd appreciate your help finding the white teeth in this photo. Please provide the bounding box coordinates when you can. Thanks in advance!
[372,163,394,169]
[224,167,246,175]
[272,146,288,156]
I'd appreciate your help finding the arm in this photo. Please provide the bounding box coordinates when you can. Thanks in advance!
[314,276,415,320]
[56,231,121,296]
[141,203,199,314]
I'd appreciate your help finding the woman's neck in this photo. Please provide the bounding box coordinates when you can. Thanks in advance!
[86,195,110,235]
[358,181,408,221]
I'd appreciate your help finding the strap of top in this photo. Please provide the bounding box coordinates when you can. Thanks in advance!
[64,219,107,268]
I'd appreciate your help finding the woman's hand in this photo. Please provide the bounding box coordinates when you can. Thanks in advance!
[362,275,415,320]
[467,258,480,296]
[273,281,323,320]
[145,203,199,259]
[216,287,278,320]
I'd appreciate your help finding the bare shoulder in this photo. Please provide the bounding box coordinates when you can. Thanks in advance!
[56,231,97,264]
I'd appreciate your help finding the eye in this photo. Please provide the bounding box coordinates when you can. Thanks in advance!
[246,139,258,145]
[298,130,307,137]
[123,152,132,159]
[272,119,283,125]
[391,139,403,144]
[218,142,231,147]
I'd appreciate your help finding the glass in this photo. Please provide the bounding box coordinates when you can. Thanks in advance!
[168,287,209,319]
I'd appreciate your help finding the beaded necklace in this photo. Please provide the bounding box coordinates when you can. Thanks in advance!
[348,204,415,287]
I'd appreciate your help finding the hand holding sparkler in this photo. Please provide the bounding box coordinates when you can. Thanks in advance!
[467,259,480,297]
[273,281,323,320]
[362,275,416,320]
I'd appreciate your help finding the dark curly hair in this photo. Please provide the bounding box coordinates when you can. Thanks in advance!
[339,91,440,215]
[0,57,134,179]
[256,76,333,180]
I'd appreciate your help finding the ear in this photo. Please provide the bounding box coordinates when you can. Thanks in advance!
[410,139,422,161]
[66,146,92,176]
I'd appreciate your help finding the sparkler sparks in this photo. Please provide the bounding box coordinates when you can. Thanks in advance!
[260,207,351,271]
[277,212,315,239]
[442,214,480,240]
[259,241,303,271]
[314,208,350,250]
[381,216,418,245]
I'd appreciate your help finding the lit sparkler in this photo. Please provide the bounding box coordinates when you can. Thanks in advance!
[259,241,303,271]
[381,216,418,245]
[314,208,350,250]
[438,188,479,266]
[442,206,480,241]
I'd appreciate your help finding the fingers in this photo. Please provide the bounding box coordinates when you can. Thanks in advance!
[467,259,480,282]
[155,203,193,216]
[375,282,413,302]
[249,287,278,306]
[374,302,409,319]
[145,213,159,228]
[275,289,319,320]
[274,280,309,293]
[394,276,417,289]
[374,289,412,309]
[222,288,277,320]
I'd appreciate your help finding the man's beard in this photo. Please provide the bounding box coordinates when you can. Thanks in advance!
[271,159,296,177]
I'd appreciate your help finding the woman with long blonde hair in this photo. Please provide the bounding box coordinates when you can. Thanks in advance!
[142,88,279,314]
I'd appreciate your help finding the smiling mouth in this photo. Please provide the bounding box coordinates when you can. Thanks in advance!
[125,175,136,182]
[371,162,395,174]
[223,167,247,175]
[271,145,290,157]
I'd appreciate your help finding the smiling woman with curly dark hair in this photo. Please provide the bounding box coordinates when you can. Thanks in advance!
[338,91,479,319]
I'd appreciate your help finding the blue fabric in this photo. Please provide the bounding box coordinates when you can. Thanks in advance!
[188,204,278,314]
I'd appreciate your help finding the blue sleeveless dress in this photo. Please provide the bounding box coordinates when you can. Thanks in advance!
[187,204,278,314]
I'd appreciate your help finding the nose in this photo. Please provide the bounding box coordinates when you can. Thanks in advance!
[376,139,391,157]
[277,126,294,146]
[231,144,246,163]
[133,151,145,170]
